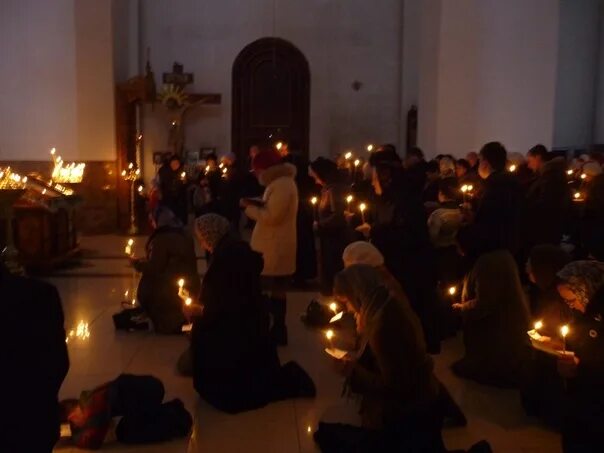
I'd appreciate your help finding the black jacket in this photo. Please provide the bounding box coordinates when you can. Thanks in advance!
[523,157,571,249]
[1,266,69,452]
[475,171,524,254]
[192,236,282,413]
[568,289,604,405]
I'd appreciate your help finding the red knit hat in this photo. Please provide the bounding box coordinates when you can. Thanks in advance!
[252,149,282,173]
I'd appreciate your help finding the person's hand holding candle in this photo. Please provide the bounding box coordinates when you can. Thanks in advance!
[557,354,579,379]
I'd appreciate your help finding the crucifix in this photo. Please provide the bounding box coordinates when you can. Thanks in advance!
[159,62,221,155]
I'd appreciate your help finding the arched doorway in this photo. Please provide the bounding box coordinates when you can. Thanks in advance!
[232,37,310,160]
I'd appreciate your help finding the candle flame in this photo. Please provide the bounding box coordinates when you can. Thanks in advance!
[329,302,338,313]
[330,311,344,323]
[276,142,283,151]
[509,164,517,172]
[354,159,361,167]
[359,203,367,212]
[344,152,353,160]
[346,195,354,203]
[580,173,587,180]
[534,320,543,331]
[567,169,573,175]
[178,278,185,288]
[448,286,457,296]
[560,325,569,338]
[311,196,318,205]
[325,329,335,340]
[367,144,374,152]
[574,192,582,199]
[185,297,192,306]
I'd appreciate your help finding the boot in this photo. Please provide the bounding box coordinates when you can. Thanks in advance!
[270,297,288,346]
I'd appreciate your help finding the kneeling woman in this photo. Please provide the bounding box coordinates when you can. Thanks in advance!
[190,214,315,414]
[134,206,198,334]
[331,264,443,450]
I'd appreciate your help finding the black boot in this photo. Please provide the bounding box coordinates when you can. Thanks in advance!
[270,297,288,346]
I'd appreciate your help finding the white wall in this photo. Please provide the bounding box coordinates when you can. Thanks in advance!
[0,0,115,162]
[139,0,403,176]
[0,0,78,160]
[594,1,604,144]
[553,0,601,149]
[417,0,560,157]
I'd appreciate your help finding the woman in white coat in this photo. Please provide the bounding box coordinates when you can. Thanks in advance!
[241,149,298,345]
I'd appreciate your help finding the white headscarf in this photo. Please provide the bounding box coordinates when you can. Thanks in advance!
[342,241,385,268]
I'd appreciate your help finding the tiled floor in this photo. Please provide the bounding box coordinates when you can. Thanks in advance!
[51,236,561,453]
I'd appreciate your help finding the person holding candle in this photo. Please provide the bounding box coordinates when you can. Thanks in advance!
[282,151,319,287]
[241,148,298,345]
[580,162,604,260]
[525,245,572,334]
[522,147,571,259]
[452,226,532,388]
[157,154,188,225]
[361,149,441,353]
[189,214,315,413]
[326,264,444,451]
[132,206,199,334]
[469,141,524,255]
[428,178,464,285]
[309,157,350,295]
[549,261,604,451]
[341,242,467,428]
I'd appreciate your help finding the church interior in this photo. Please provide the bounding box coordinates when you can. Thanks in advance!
[2,0,604,452]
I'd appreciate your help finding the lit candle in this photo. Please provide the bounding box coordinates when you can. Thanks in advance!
[325,329,335,341]
[329,302,338,313]
[367,144,374,152]
[534,320,543,331]
[509,164,517,173]
[180,171,186,181]
[185,297,192,306]
[276,142,283,151]
[344,151,353,161]
[311,196,318,221]
[580,173,587,180]
[178,278,185,298]
[573,191,583,201]
[359,203,367,224]
[448,286,457,297]
[560,324,569,354]
[346,194,353,213]
[137,185,143,194]
[567,169,573,176]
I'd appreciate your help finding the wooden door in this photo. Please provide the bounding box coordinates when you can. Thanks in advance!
[232,37,310,160]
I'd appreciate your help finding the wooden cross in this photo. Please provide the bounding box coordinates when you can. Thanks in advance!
[161,62,222,154]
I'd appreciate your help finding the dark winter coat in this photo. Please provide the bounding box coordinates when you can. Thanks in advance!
[158,165,188,224]
[474,170,524,254]
[523,157,571,249]
[317,182,350,294]
[1,265,69,453]
[192,236,286,413]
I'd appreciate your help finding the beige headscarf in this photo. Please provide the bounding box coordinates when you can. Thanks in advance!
[342,241,385,268]
[334,264,389,339]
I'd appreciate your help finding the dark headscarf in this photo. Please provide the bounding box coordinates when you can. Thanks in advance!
[528,245,571,291]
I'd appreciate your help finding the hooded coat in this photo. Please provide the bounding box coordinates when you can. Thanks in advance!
[245,162,298,276]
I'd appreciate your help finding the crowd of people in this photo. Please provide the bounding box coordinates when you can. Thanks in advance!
[4,139,604,452]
